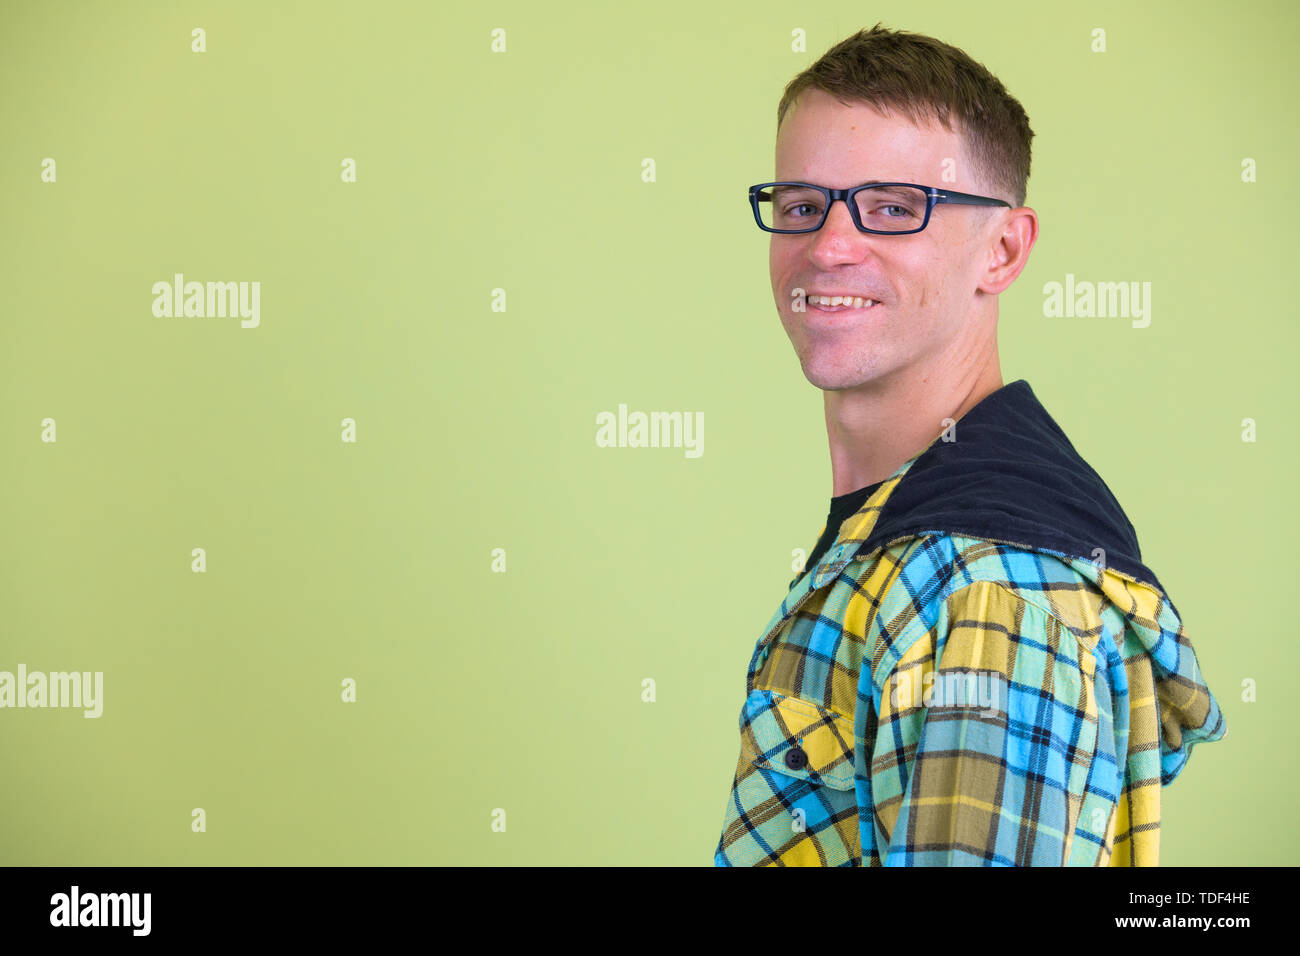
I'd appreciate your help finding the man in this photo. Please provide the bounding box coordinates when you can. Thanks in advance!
[714,24,1226,866]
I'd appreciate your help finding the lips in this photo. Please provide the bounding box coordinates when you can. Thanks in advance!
[808,301,876,312]
[805,297,881,314]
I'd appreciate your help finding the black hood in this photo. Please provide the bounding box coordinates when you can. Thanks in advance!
[858,379,1170,601]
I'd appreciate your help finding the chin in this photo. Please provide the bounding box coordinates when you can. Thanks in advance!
[795,352,873,391]
[801,366,869,391]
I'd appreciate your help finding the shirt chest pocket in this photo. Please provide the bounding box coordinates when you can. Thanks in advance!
[716,688,861,866]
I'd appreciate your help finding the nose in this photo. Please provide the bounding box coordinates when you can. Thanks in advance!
[806,198,872,265]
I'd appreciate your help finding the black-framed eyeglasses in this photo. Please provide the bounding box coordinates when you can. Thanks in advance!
[749,181,1012,235]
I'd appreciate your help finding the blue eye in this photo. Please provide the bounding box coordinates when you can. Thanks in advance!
[784,202,822,219]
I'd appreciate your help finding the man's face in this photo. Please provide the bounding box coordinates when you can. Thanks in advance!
[770,89,996,391]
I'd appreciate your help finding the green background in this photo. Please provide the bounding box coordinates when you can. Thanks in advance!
[0,0,1292,865]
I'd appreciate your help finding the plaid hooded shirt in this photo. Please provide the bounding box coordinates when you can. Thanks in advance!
[713,379,1227,866]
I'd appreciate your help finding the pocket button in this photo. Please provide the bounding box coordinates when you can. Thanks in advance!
[784,745,809,771]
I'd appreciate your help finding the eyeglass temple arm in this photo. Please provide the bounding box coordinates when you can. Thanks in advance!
[932,189,1012,207]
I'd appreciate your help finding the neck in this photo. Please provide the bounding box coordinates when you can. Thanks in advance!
[823,349,1003,497]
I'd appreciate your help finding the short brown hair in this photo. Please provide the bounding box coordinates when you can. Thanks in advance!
[776,23,1033,209]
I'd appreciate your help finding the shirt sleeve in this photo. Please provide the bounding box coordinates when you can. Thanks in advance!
[870,578,1115,866]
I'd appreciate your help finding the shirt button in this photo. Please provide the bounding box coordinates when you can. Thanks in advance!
[784,746,808,771]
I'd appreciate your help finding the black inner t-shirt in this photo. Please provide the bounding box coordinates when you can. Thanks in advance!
[805,479,885,570]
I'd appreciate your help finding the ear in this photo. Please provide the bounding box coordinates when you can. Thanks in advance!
[976,206,1039,295]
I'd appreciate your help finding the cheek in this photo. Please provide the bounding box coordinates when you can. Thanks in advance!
[770,251,796,302]
[769,245,786,282]
[899,252,948,308]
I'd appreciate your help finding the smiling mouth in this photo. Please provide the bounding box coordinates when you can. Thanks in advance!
[804,293,880,312]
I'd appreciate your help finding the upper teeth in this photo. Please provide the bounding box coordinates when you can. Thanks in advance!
[807,294,876,308]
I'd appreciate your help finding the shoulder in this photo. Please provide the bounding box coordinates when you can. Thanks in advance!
[866,533,1116,683]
